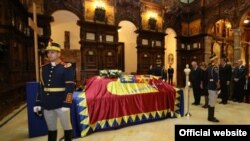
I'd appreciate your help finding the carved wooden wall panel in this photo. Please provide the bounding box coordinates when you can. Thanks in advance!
[78,21,124,80]
[102,49,117,69]
[177,50,204,87]
[138,51,152,73]
[0,0,35,120]
[44,0,83,19]
[115,0,140,26]
[176,34,205,87]
[204,0,250,31]
[136,29,166,74]
[82,48,99,70]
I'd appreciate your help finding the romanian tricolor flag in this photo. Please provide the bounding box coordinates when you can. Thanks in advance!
[73,75,183,137]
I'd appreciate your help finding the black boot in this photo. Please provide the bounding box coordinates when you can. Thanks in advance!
[208,106,219,122]
[48,130,57,141]
[64,129,72,141]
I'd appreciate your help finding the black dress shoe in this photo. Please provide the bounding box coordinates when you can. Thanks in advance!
[208,117,219,122]
[202,105,208,108]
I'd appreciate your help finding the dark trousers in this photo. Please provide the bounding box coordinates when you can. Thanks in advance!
[233,81,245,102]
[192,85,201,104]
[220,82,228,103]
[168,75,173,85]
[239,82,245,102]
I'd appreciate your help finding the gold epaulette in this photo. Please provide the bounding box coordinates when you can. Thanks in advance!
[60,62,72,68]
[64,63,72,68]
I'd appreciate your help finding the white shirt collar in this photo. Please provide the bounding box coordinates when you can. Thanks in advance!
[51,62,56,66]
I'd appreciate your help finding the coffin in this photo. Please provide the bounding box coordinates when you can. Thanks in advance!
[71,75,184,137]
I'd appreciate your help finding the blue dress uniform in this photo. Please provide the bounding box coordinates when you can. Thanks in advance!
[34,42,75,141]
[207,54,220,122]
[37,62,75,110]
[207,65,219,91]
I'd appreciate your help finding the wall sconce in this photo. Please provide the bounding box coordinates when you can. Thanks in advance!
[243,18,250,24]
[148,17,157,30]
[94,1,106,22]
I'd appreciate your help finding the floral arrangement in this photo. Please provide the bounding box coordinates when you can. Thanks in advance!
[99,69,122,78]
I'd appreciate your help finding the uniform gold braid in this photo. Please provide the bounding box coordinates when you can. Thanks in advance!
[65,81,75,84]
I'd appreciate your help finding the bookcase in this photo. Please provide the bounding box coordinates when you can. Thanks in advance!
[135,29,166,74]
[78,21,124,80]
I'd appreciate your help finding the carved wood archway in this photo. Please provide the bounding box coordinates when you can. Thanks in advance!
[44,0,83,19]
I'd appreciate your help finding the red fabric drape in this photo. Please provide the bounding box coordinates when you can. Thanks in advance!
[85,76,176,124]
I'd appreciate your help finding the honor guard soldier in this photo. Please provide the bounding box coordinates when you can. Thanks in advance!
[33,41,75,141]
[207,53,220,122]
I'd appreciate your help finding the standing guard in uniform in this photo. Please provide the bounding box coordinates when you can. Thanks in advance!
[33,41,75,141]
[207,53,220,122]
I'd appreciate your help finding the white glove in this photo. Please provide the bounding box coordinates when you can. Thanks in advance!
[217,90,221,95]
[234,78,239,82]
[33,106,41,113]
[61,107,70,111]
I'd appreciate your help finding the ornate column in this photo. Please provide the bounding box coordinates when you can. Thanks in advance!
[204,36,213,63]
[233,28,242,62]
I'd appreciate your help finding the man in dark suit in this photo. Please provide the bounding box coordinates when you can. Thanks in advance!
[190,61,203,105]
[232,60,247,102]
[219,56,232,104]
[167,65,174,85]
[161,65,167,82]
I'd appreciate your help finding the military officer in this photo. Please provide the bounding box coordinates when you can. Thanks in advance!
[33,41,75,141]
[207,53,220,122]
